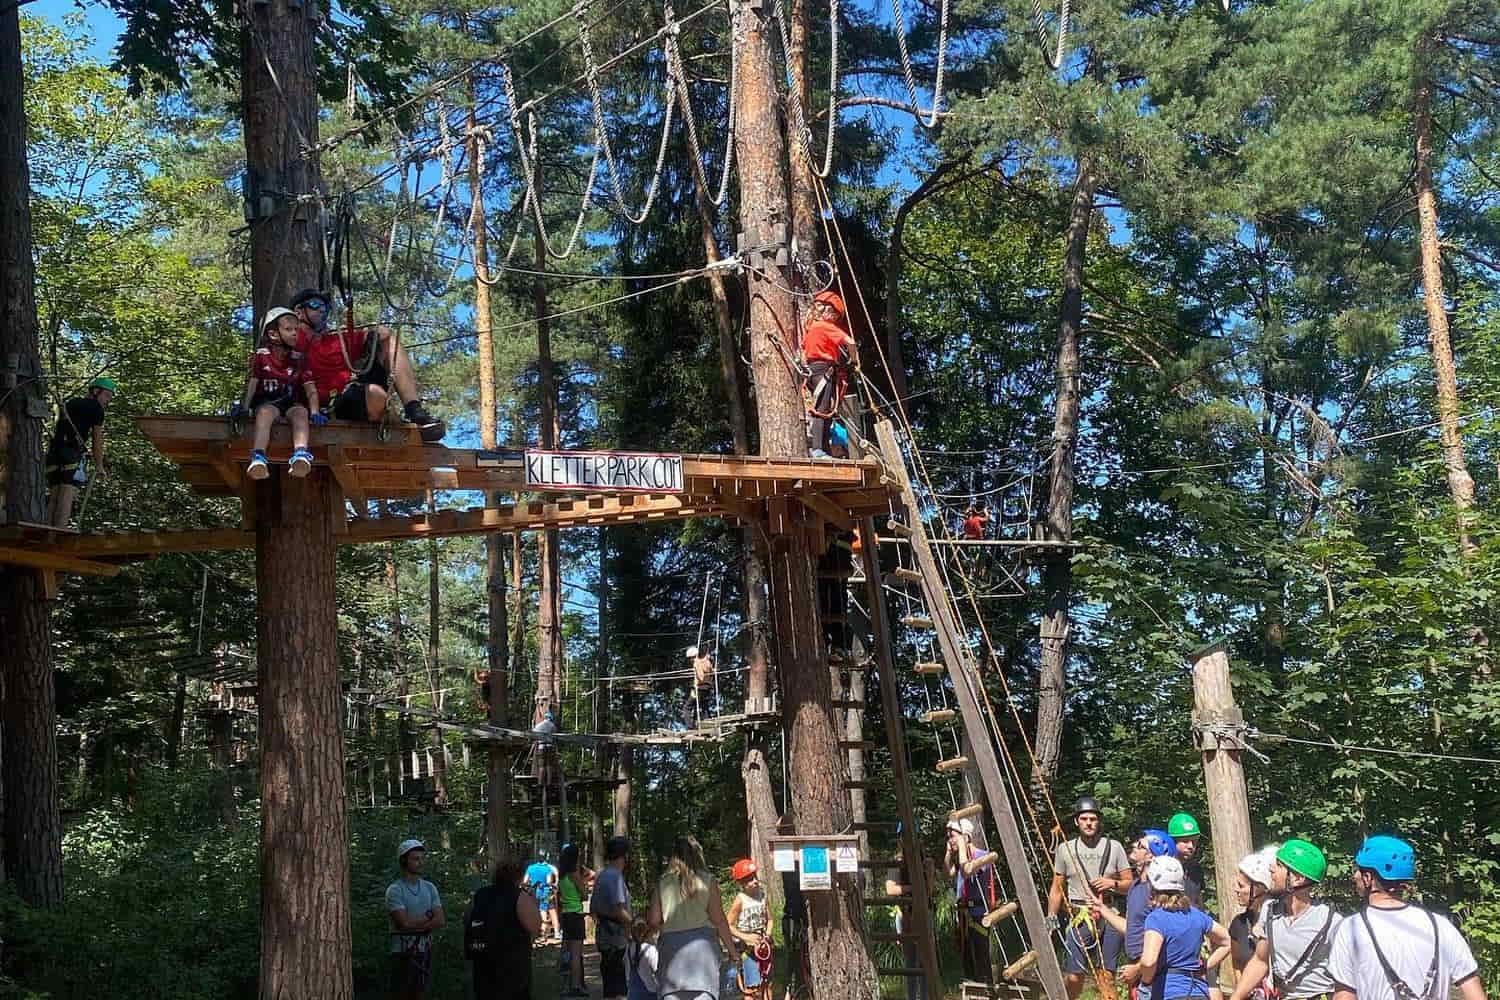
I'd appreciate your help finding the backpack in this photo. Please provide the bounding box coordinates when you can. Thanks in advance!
[463,886,499,961]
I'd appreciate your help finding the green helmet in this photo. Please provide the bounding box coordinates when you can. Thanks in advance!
[1276,839,1327,883]
[91,376,118,393]
[1167,813,1200,838]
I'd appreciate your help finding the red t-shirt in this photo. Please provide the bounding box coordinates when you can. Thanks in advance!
[962,516,986,540]
[295,326,369,400]
[802,320,852,364]
[250,346,308,399]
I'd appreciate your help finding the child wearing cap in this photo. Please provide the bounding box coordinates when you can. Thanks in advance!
[236,307,318,480]
[727,859,771,1000]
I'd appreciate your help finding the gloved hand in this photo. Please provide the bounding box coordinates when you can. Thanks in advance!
[1045,914,1061,932]
[309,412,328,427]
[229,401,248,422]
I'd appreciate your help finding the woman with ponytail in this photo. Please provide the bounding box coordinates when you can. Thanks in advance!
[647,836,738,999]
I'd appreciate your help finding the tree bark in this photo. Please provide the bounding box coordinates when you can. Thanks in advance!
[734,4,877,995]
[425,493,448,806]
[1034,162,1096,799]
[254,473,351,999]
[1413,62,1477,555]
[0,0,62,905]
[786,0,823,270]
[471,92,511,861]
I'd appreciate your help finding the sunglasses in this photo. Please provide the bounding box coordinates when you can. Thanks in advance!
[302,299,329,312]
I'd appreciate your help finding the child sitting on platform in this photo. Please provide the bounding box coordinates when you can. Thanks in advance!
[727,859,772,1000]
[235,307,320,480]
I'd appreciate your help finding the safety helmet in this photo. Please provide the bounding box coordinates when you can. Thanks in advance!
[1072,796,1102,819]
[1167,813,1201,838]
[1276,839,1327,884]
[1355,835,1416,882]
[945,816,976,839]
[262,306,297,335]
[1141,829,1177,858]
[1238,846,1276,888]
[291,288,331,310]
[91,376,119,393]
[1145,855,1186,892]
[397,838,425,862]
[686,646,700,659]
[813,290,846,316]
[731,858,758,882]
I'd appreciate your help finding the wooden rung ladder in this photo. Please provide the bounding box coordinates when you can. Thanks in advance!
[900,614,936,629]
[982,900,1020,928]
[891,567,923,583]
[935,755,970,773]
[963,851,999,875]
[921,709,956,724]
[886,519,913,537]
[949,802,984,821]
[1003,950,1040,980]
[914,661,945,675]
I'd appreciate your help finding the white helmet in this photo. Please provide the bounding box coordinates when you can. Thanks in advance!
[397,838,425,862]
[1238,846,1277,888]
[1146,855,1186,892]
[945,816,976,839]
[686,646,699,659]
[262,306,297,334]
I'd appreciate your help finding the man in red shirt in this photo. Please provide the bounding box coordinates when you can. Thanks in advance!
[962,505,990,540]
[800,290,856,458]
[290,289,445,441]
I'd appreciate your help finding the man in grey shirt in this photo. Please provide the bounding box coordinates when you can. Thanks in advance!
[387,839,445,999]
[1228,839,1342,1000]
[1046,796,1133,1000]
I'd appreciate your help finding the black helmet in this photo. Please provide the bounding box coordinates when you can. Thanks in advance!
[290,288,331,309]
[1072,795,1102,819]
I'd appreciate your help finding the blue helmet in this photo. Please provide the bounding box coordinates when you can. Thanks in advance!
[1141,829,1177,858]
[1356,835,1415,881]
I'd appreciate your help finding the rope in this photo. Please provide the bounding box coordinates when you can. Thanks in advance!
[664,0,736,207]
[1255,731,1500,767]
[1028,0,1071,71]
[771,0,838,177]
[887,0,949,129]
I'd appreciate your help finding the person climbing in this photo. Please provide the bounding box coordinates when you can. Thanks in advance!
[945,816,997,987]
[1226,840,1342,1000]
[467,856,542,1000]
[1229,847,1277,982]
[1327,834,1485,1000]
[557,841,596,998]
[1094,827,1176,993]
[289,288,445,441]
[727,859,772,1000]
[961,505,990,540]
[627,915,661,1000]
[1047,796,1133,1000]
[800,289,856,459]
[45,376,115,528]
[232,307,318,480]
[591,836,634,1000]
[683,646,714,729]
[1136,855,1232,999]
[524,852,561,944]
[387,839,445,1000]
[1169,813,1207,906]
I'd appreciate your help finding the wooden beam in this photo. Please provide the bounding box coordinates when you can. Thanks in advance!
[874,418,1067,1000]
[0,545,123,577]
[325,445,367,516]
[796,491,855,532]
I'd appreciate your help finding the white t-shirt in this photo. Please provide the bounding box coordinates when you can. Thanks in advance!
[1327,904,1479,1000]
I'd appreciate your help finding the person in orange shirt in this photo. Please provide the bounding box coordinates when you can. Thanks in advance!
[962,505,990,540]
[800,290,856,458]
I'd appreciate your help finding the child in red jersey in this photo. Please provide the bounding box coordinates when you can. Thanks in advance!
[800,290,856,458]
[235,307,319,480]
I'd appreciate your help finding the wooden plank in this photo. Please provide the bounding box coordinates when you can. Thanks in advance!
[795,491,855,532]
[874,418,1067,1000]
[858,514,943,1000]
[0,545,123,577]
[325,445,367,516]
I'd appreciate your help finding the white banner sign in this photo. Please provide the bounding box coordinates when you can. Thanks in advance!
[524,450,685,493]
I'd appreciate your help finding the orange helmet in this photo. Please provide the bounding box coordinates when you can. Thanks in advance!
[731,858,758,882]
[813,290,846,317]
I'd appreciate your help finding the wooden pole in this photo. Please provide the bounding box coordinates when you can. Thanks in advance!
[1189,642,1253,933]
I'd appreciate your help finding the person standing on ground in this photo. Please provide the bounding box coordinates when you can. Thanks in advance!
[592,836,635,1000]
[628,916,661,1000]
[727,859,771,1000]
[1226,840,1341,1000]
[1095,827,1176,993]
[387,839,446,1000]
[648,835,739,1000]
[945,816,997,987]
[469,856,542,1000]
[1228,847,1276,980]
[1137,855,1232,999]
[1048,796,1133,1000]
[525,853,560,944]
[45,376,115,528]
[1169,814,1207,907]
[558,842,595,998]
[1328,835,1485,1000]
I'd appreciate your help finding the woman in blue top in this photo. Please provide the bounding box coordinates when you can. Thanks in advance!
[1139,855,1231,1000]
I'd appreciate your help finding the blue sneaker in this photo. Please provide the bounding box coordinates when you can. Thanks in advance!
[288,447,313,478]
[246,450,270,480]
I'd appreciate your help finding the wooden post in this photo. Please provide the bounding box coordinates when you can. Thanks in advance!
[1190,642,1254,930]
[874,418,1067,1000]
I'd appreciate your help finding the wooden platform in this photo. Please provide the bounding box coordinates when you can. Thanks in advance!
[0,415,898,564]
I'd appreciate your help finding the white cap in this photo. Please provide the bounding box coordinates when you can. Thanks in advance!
[262,306,296,332]
[1238,845,1277,888]
[398,838,425,862]
[1146,855,1186,892]
[686,646,700,659]
[945,817,976,839]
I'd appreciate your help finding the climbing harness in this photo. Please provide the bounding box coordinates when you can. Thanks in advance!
[1358,906,1441,1000]
[1263,901,1335,1000]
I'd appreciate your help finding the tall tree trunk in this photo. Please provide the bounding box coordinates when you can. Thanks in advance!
[470,92,511,861]
[734,4,877,995]
[1413,62,1477,555]
[614,694,633,837]
[242,3,350,993]
[786,0,823,270]
[1034,162,1096,798]
[0,0,61,905]
[425,493,448,806]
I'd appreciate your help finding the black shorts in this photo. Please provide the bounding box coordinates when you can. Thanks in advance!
[250,392,304,416]
[45,449,84,487]
[560,911,586,941]
[329,364,390,421]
